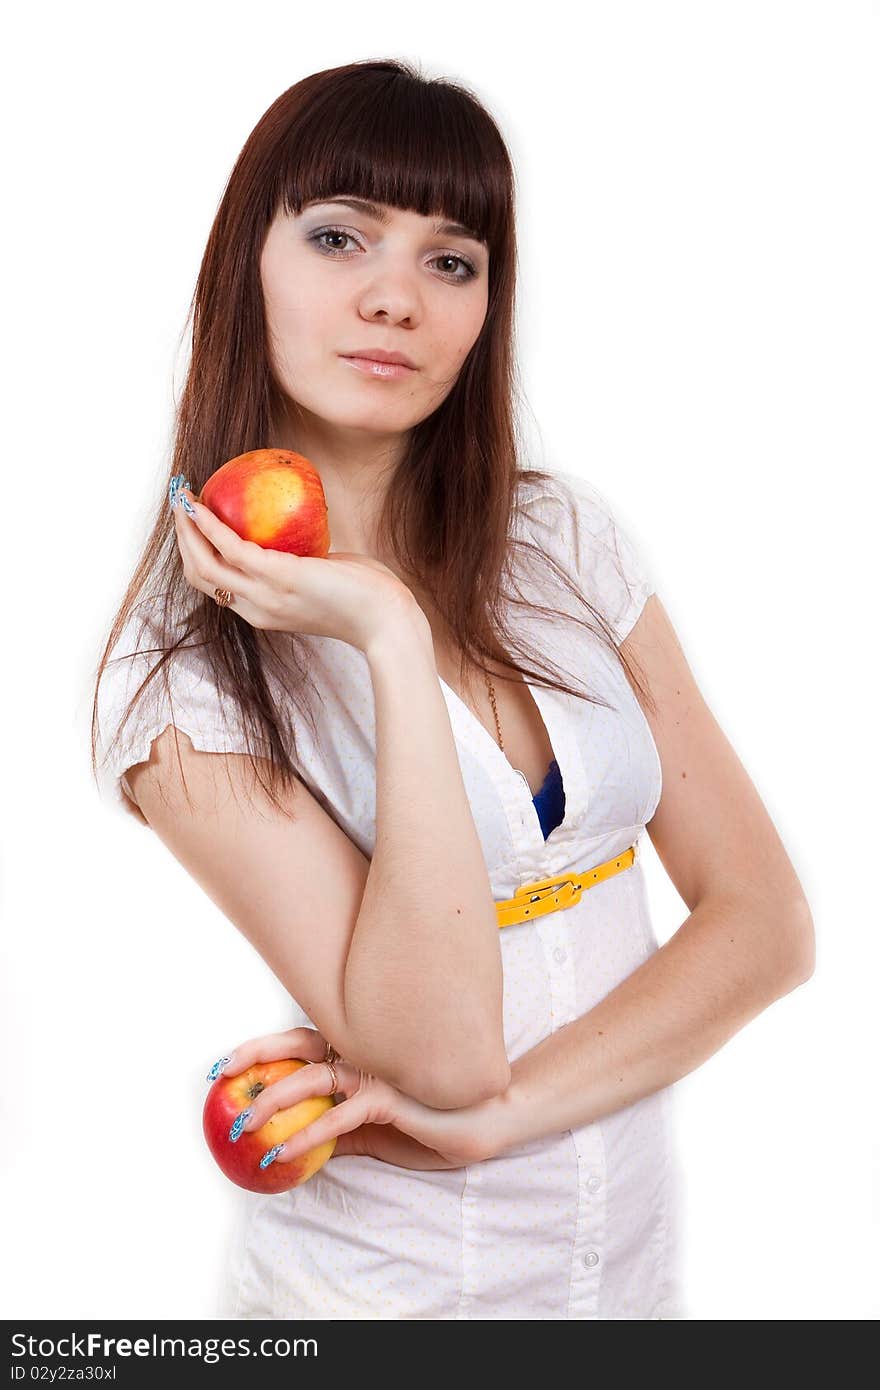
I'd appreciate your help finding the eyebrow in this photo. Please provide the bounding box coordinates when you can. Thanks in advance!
[303,197,486,247]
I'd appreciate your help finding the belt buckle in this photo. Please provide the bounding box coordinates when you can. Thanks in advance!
[514,871,583,910]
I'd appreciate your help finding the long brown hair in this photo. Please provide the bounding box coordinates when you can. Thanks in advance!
[90,57,655,819]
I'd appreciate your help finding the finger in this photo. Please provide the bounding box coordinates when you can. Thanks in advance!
[232,1059,358,1140]
[260,1079,371,1167]
[173,495,258,602]
[176,491,270,579]
[212,1026,333,1079]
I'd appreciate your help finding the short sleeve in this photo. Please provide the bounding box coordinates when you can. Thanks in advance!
[523,468,656,644]
[95,597,270,824]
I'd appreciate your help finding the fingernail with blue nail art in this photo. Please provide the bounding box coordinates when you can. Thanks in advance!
[229,1108,253,1142]
[206,1056,231,1082]
[259,1143,285,1169]
[168,474,189,507]
[169,474,197,516]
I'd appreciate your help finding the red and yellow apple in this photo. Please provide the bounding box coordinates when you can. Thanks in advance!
[203,1058,336,1194]
[199,449,331,556]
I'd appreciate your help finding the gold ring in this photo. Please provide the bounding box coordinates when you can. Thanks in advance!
[326,1059,339,1095]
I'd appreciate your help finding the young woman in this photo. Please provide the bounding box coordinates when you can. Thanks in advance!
[92,58,814,1320]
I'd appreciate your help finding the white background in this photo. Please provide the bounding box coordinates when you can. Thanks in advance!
[2,0,877,1322]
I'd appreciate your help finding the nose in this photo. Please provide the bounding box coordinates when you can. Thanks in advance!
[361,308,414,333]
[357,262,422,327]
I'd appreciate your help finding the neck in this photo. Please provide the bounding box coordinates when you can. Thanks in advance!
[274,403,409,558]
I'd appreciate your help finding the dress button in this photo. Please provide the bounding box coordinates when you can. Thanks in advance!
[553,947,567,964]
[587,1176,601,1193]
[583,1251,600,1268]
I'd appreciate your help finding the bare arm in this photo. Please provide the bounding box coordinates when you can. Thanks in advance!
[122,604,508,1114]
[467,587,818,1156]
[132,489,508,1110]
[344,614,511,1108]
[472,892,814,1159]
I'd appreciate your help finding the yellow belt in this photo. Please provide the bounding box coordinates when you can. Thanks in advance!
[495,843,638,929]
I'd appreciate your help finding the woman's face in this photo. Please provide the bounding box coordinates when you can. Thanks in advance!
[260,196,490,451]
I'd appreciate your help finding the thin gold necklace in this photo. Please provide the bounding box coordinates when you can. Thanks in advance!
[484,672,533,795]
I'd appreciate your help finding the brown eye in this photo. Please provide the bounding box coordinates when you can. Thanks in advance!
[308,227,478,281]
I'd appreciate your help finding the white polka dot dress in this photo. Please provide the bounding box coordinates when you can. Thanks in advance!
[96,468,688,1319]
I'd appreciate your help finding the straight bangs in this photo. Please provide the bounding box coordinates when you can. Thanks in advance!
[266,68,510,266]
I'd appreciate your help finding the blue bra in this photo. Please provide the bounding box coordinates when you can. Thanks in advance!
[532,758,565,840]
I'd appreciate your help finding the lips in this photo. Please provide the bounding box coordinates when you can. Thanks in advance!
[341,349,417,369]
[339,354,417,379]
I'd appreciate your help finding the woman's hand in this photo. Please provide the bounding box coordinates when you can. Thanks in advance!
[170,475,425,653]
[214,1026,503,1172]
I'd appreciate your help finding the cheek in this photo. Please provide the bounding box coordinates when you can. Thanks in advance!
[265,282,311,333]
[449,295,488,363]
[263,289,324,375]
[262,246,323,330]
[432,310,486,382]
[469,294,489,352]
